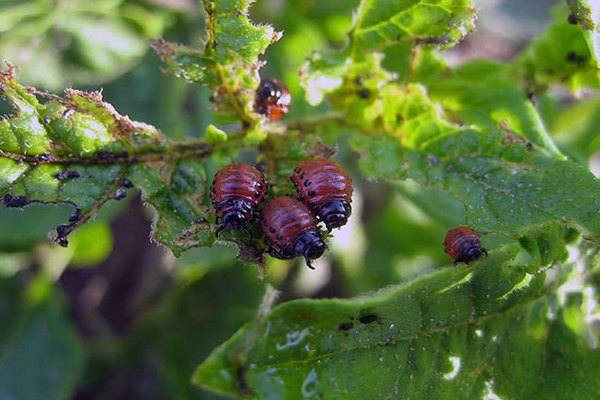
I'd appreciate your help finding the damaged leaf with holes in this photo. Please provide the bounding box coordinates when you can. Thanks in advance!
[349,84,600,240]
[152,0,281,129]
[302,0,476,106]
[195,245,600,398]
[0,67,213,254]
[515,4,600,91]
[567,0,600,68]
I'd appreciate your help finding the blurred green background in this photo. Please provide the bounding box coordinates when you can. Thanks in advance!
[0,0,573,399]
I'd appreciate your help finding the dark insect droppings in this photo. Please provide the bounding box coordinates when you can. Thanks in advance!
[568,13,578,25]
[56,224,70,236]
[359,314,379,324]
[357,89,370,99]
[526,142,533,152]
[36,153,55,162]
[566,51,586,64]
[69,208,81,223]
[55,170,80,180]
[3,194,29,208]
[338,322,354,331]
[119,178,134,188]
[114,188,127,200]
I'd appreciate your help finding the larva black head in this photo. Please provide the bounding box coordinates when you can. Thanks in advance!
[459,239,488,264]
[254,78,291,122]
[293,229,327,269]
[222,210,247,230]
[214,199,254,240]
[317,200,352,230]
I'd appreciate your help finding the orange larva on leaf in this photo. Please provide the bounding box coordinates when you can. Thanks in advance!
[443,226,487,264]
[254,78,291,122]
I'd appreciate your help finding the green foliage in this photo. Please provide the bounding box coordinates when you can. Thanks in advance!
[0,0,175,90]
[0,276,85,400]
[194,246,599,398]
[350,84,600,239]
[0,67,229,254]
[350,0,475,51]
[152,0,281,133]
[1,0,600,399]
[515,5,600,91]
[551,95,600,158]
[567,0,600,67]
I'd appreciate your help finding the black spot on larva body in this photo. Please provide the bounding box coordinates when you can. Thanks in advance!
[357,89,370,99]
[338,322,354,331]
[308,190,315,196]
[304,180,311,187]
[269,227,276,233]
[359,314,379,324]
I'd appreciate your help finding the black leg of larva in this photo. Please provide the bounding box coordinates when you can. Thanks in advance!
[215,225,226,238]
[482,248,488,257]
[243,226,253,241]
[304,256,315,270]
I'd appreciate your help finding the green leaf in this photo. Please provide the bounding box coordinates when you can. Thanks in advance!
[130,159,213,256]
[551,95,600,158]
[0,276,85,400]
[427,60,562,156]
[194,246,600,398]
[514,5,600,92]
[302,0,475,106]
[152,0,280,127]
[122,263,265,400]
[350,0,476,52]
[0,67,229,255]
[567,0,600,67]
[68,221,113,265]
[0,0,173,90]
[349,84,600,239]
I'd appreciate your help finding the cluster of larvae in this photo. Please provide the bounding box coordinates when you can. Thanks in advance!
[210,159,353,268]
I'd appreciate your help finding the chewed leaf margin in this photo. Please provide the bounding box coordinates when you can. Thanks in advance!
[0,63,255,258]
[152,0,282,136]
